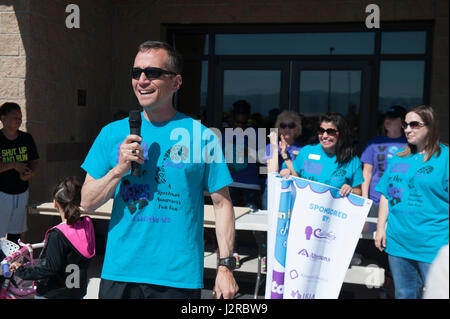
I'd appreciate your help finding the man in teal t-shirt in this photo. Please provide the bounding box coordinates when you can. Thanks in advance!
[80,41,238,299]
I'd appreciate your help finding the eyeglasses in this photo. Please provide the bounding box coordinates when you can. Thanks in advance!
[317,127,339,136]
[131,67,178,80]
[279,122,296,129]
[402,121,426,130]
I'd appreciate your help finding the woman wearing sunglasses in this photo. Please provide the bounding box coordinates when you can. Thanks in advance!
[374,105,449,299]
[282,112,363,197]
[262,110,303,272]
[263,110,303,209]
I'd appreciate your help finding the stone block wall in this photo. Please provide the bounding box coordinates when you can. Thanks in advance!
[1,0,113,242]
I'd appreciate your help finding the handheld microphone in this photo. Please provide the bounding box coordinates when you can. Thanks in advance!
[129,110,142,177]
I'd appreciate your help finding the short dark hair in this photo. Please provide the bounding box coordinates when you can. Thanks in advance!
[137,40,183,75]
[0,102,21,117]
[380,105,407,136]
[384,105,407,119]
[232,100,251,117]
[319,112,356,163]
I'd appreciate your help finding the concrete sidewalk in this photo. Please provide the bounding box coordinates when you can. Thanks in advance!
[83,255,103,299]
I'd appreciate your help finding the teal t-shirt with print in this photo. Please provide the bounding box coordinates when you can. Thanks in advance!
[292,143,364,189]
[81,112,233,288]
[375,144,449,263]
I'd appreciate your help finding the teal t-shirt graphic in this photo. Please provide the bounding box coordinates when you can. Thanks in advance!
[292,143,364,189]
[375,144,449,263]
[81,112,233,288]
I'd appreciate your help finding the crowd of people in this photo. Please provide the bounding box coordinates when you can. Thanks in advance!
[265,104,448,299]
[1,40,448,299]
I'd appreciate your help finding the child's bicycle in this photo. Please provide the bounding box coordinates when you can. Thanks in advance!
[0,238,44,299]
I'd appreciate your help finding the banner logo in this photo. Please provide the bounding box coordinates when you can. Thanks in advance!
[298,248,331,263]
[305,226,336,241]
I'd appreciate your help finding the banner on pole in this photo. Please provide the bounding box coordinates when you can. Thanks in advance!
[265,173,372,299]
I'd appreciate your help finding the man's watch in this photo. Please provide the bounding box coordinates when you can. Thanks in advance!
[218,256,237,270]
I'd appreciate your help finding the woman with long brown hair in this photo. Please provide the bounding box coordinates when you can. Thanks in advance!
[282,112,363,196]
[374,105,449,299]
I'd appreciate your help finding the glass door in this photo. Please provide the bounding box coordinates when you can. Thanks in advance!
[213,60,373,152]
[212,60,290,130]
[291,61,373,152]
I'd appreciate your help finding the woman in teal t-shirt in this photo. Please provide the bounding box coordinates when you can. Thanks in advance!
[282,112,363,196]
[374,105,449,299]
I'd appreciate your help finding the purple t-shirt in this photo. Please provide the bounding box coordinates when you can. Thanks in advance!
[360,136,407,205]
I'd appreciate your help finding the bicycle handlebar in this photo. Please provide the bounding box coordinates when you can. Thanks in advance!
[1,242,44,278]
[29,243,45,250]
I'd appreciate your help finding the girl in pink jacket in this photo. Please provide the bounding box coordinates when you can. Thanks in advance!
[11,176,95,299]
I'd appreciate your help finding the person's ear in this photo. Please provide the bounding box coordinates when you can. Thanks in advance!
[172,75,182,92]
[54,199,62,211]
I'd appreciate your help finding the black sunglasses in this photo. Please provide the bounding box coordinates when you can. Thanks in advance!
[402,121,426,130]
[131,67,178,80]
[317,127,339,136]
[279,122,296,129]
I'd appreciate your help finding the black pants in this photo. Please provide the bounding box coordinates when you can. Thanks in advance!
[99,279,201,299]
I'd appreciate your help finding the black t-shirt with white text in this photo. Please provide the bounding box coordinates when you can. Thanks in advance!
[0,130,39,194]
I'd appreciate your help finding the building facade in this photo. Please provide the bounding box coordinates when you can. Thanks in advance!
[0,0,448,239]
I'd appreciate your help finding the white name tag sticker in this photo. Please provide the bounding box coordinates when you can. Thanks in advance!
[308,154,321,160]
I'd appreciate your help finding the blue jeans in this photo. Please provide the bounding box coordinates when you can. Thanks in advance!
[388,254,431,299]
